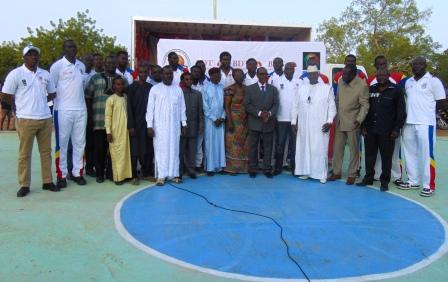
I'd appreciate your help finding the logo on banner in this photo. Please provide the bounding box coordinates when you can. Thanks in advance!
[302,52,321,70]
[162,49,191,68]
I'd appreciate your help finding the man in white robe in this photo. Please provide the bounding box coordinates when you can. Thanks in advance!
[202,67,226,175]
[292,65,337,183]
[146,66,187,186]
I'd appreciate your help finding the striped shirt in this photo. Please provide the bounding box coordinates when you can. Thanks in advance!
[85,73,122,130]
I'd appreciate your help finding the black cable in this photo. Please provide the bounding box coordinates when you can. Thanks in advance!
[166,182,311,282]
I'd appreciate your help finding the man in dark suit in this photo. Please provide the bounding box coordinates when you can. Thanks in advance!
[244,67,279,178]
[180,72,204,179]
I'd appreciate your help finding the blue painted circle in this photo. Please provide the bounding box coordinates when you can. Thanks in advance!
[118,174,446,280]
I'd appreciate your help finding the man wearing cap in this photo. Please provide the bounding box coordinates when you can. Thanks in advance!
[50,39,87,188]
[1,45,59,197]
[292,65,336,183]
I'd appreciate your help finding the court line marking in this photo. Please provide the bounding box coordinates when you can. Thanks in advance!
[114,182,448,281]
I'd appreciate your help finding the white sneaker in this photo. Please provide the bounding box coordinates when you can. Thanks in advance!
[398,181,420,190]
[420,188,434,197]
[320,179,327,184]
[298,175,309,180]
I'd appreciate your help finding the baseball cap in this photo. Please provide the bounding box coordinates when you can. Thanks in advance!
[23,44,40,56]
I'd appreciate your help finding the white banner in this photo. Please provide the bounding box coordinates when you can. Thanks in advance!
[157,39,326,74]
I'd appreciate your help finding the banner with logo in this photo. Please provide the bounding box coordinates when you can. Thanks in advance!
[157,39,327,73]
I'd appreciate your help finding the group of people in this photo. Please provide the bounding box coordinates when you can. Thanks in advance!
[0,39,446,198]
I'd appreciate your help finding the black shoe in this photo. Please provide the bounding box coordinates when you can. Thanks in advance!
[249,172,257,178]
[273,170,282,176]
[380,183,389,192]
[57,178,67,189]
[67,172,74,180]
[86,168,96,177]
[72,176,87,186]
[356,179,373,186]
[96,176,104,183]
[207,172,215,176]
[219,170,227,175]
[17,187,30,197]
[42,182,60,192]
[115,180,124,185]
[188,173,197,179]
[393,179,404,186]
[264,172,273,178]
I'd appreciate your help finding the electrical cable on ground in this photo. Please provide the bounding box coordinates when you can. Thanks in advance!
[166,182,311,282]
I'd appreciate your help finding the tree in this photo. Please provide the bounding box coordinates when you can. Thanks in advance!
[317,0,440,75]
[0,10,126,79]
[433,49,448,86]
[0,42,21,81]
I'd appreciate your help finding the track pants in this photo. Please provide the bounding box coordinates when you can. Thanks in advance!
[54,110,87,179]
[402,124,436,190]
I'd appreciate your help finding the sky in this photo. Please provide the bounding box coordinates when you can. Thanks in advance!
[1,0,447,52]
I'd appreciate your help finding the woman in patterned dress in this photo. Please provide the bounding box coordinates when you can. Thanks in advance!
[224,69,250,175]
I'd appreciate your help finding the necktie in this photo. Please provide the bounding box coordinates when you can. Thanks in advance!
[261,85,265,93]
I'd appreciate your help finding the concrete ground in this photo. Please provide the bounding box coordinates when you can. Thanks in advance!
[0,131,447,282]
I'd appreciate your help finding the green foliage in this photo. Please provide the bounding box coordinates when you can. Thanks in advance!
[317,0,441,76]
[0,42,21,81]
[432,49,448,86]
[0,10,126,80]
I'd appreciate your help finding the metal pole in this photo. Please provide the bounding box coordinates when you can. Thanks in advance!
[213,0,217,20]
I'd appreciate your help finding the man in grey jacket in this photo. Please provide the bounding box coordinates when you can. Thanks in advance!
[180,72,204,179]
[244,67,279,178]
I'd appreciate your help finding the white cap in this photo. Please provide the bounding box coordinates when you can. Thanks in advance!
[306,65,319,73]
[23,44,40,56]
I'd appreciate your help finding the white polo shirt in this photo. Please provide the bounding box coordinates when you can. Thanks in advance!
[273,75,301,122]
[405,72,446,126]
[2,65,55,119]
[269,71,284,86]
[220,68,235,88]
[243,72,258,86]
[116,68,134,85]
[50,57,86,111]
